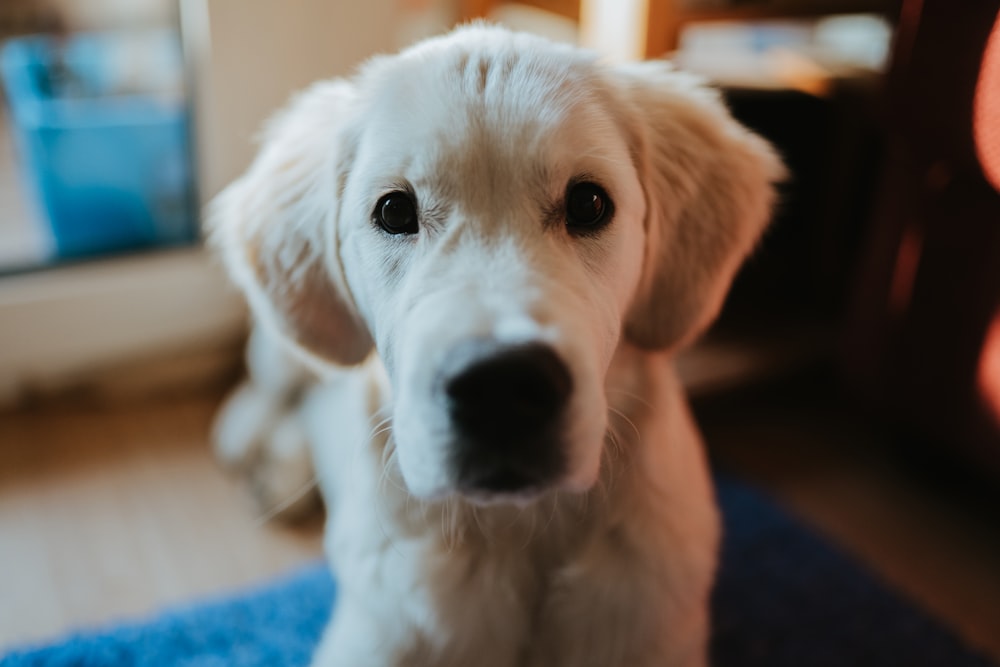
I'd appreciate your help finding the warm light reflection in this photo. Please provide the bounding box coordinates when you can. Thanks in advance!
[974,11,1000,192]
[888,225,923,316]
[979,310,1000,426]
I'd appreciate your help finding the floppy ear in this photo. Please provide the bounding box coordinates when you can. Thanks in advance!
[613,61,786,351]
[210,80,373,366]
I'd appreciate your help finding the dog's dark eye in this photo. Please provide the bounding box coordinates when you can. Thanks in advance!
[565,182,612,232]
[375,191,419,235]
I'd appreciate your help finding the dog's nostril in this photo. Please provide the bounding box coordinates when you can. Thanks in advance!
[445,343,572,433]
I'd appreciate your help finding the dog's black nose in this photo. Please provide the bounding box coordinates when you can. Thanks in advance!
[445,343,571,493]
[446,343,572,433]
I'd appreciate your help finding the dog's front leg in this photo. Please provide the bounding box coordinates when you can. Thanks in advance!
[310,595,416,667]
[212,326,320,520]
[303,362,421,666]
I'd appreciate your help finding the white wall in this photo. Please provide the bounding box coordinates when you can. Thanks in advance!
[50,0,177,29]
[187,0,457,201]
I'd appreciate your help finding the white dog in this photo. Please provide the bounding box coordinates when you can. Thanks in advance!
[211,24,783,667]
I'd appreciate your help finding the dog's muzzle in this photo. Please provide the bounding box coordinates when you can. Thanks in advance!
[443,342,572,495]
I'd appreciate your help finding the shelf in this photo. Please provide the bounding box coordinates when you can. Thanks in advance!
[674,0,897,24]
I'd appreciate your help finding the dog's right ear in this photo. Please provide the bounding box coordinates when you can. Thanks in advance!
[610,61,785,352]
[210,80,373,367]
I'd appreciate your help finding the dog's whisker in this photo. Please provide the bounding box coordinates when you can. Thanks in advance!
[605,386,654,411]
[440,499,461,552]
[373,436,407,559]
[450,502,461,550]
[438,500,449,550]
[368,413,394,441]
[603,421,634,499]
[587,428,620,508]
[378,431,398,470]
[253,475,319,527]
[378,439,408,496]
[470,505,489,543]
[537,494,560,546]
[607,406,641,443]
[605,423,623,459]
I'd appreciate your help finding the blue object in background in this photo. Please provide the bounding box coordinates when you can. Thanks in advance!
[0,31,197,259]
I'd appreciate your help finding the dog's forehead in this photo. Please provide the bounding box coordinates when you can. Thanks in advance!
[359,36,619,206]
[370,35,598,133]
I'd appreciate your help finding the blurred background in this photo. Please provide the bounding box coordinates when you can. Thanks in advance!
[1,0,998,660]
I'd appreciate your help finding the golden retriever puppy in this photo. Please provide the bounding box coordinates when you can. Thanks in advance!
[211,24,783,667]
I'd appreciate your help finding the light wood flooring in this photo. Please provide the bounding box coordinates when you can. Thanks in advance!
[1,372,999,661]
[0,388,323,650]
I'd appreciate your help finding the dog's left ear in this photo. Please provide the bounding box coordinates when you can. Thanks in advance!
[209,80,374,367]
[611,61,786,351]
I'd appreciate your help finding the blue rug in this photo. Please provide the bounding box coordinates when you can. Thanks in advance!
[3,478,995,666]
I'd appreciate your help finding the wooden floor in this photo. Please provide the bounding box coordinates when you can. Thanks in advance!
[1,373,999,661]
[0,389,323,650]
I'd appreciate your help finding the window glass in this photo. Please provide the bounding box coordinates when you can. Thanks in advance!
[0,0,194,272]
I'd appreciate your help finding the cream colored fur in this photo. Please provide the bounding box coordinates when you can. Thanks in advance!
[211,24,783,667]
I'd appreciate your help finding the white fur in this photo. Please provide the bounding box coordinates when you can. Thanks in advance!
[211,24,784,667]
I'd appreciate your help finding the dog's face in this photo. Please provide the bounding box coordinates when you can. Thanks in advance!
[213,26,783,504]
[338,37,649,500]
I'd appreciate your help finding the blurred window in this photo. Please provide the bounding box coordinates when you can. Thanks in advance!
[0,0,194,272]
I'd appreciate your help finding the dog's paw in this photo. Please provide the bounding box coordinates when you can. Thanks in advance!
[212,381,283,469]
[246,413,321,522]
[213,381,321,522]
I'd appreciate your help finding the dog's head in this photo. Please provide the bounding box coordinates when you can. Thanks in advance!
[212,25,783,504]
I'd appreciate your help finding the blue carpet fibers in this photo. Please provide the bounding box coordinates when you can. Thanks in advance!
[3,477,995,666]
